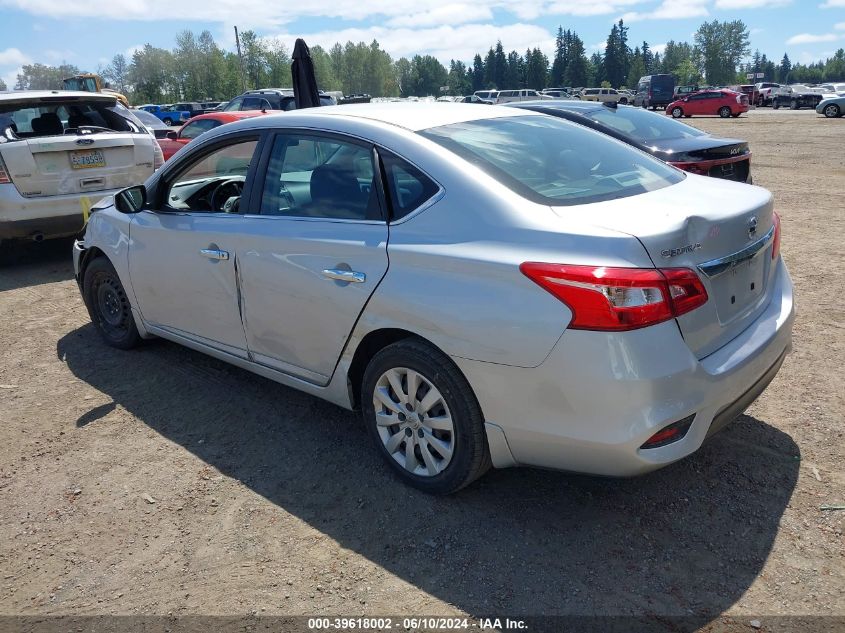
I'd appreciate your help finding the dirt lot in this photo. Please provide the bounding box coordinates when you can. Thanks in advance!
[0,109,843,631]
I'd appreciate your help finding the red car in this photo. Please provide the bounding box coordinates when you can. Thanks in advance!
[665,89,749,119]
[157,111,267,160]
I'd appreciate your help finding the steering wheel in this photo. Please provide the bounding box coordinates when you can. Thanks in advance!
[210,178,244,213]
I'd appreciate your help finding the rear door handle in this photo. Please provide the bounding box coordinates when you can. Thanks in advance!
[200,248,229,260]
[321,269,366,283]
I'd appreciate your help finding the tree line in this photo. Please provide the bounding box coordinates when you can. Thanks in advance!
[7,20,845,102]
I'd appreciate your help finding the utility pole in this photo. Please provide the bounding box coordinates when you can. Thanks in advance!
[234,26,246,91]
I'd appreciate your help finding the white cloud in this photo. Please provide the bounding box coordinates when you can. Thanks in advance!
[651,43,667,55]
[0,47,31,67]
[820,0,845,7]
[786,32,840,44]
[836,22,845,30]
[271,23,555,64]
[386,4,492,27]
[715,0,790,8]
[124,45,145,59]
[621,0,709,22]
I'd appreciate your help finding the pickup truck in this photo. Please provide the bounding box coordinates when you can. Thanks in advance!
[771,85,823,110]
[137,104,191,126]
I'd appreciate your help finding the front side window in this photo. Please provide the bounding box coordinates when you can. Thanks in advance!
[420,115,683,206]
[260,134,381,220]
[165,138,258,213]
[379,151,439,221]
[180,119,220,140]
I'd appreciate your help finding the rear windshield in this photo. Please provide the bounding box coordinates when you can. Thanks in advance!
[0,99,144,139]
[419,115,683,206]
[585,105,706,142]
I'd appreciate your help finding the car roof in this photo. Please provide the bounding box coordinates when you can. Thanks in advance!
[190,111,266,122]
[0,90,117,104]
[224,102,538,133]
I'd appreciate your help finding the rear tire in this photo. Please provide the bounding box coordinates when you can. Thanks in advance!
[163,117,173,126]
[361,339,491,494]
[83,257,141,350]
[789,100,799,110]
[671,107,684,118]
[773,101,780,110]
[719,106,732,118]
[823,104,841,118]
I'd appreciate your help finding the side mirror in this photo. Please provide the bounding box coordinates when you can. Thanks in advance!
[115,185,146,214]
[166,130,178,140]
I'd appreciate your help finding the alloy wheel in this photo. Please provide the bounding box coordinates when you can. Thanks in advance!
[372,367,455,477]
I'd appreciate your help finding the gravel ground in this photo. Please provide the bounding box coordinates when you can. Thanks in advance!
[0,109,843,632]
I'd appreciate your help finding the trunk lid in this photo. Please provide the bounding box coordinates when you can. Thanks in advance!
[1,133,152,197]
[552,175,778,358]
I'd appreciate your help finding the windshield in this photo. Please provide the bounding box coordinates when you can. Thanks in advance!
[0,99,143,139]
[585,105,707,143]
[420,115,683,206]
[63,77,98,92]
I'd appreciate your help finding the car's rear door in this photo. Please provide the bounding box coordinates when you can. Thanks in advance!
[233,130,389,385]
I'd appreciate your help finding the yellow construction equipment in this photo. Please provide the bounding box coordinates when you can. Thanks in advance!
[62,74,130,107]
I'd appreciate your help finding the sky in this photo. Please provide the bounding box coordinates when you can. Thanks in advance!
[1,0,844,88]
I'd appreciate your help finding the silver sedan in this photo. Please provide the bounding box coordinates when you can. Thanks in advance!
[73,104,795,494]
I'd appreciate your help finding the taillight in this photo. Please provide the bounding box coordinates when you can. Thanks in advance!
[520,263,708,332]
[771,211,781,260]
[153,144,164,170]
[0,154,10,184]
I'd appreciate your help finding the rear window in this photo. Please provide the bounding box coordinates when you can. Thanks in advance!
[419,115,683,206]
[586,105,706,142]
[0,99,143,139]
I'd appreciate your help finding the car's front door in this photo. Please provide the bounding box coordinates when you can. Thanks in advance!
[128,134,261,357]
[233,131,390,385]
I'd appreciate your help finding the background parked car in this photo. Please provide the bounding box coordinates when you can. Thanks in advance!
[131,108,173,139]
[139,104,191,126]
[507,100,753,183]
[0,91,159,247]
[673,85,699,101]
[772,85,824,110]
[580,88,627,104]
[730,85,759,107]
[541,88,573,98]
[666,89,749,118]
[494,89,552,103]
[816,95,845,118]
[473,90,499,102]
[458,95,493,104]
[157,110,268,160]
[223,89,336,112]
[633,74,676,109]
[754,82,781,106]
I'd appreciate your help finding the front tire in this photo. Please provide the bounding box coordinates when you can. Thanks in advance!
[162,117,173,126]
[719,106,732,118]
[361,339,490,494]
[773,100,780,110]
[789,100,799,110]
[824,104,841,118]
[671,107,684,118]
[83,257,140,350]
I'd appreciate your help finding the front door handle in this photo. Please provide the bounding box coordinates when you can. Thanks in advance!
[200,248,229,260]
[322,269,366,283]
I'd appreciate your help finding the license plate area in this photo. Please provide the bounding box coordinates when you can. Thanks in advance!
[711,250,768,324]
[70,149,106,170]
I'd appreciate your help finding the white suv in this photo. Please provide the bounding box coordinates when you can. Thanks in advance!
[579,88,627,104]
[0,91,161,247]
[494,89,553,104]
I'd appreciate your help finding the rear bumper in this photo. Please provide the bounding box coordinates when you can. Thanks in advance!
[0,184,118,240]
[457,257,795,476]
